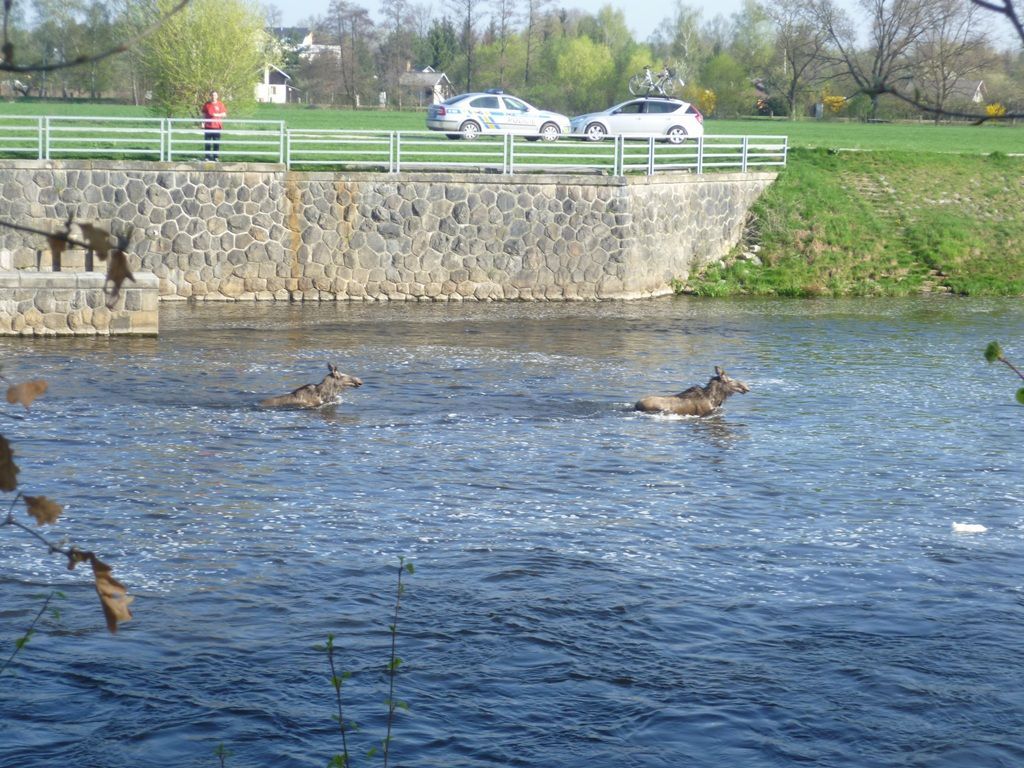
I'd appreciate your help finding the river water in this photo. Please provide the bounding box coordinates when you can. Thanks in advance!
[0,297,1021,768]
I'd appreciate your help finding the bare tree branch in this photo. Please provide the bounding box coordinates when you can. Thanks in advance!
[0,0,191,74]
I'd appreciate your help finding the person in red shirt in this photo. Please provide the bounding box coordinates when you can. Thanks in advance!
[201,90,227,160]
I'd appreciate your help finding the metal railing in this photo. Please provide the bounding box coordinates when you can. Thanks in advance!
[0,116,787,175]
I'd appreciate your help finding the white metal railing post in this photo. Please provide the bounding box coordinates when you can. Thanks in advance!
[42,116,49,159]
[36,116,43,159]
[647,136,655,176]
[742,136,749,172]
[697,136,704,174]
[278,121,285,164]
[506,133,514,174]
[613,135,622,176]
[393,132,399,173]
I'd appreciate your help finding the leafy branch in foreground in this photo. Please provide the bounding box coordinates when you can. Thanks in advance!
[0,216,136,308]
[318,557,415,768]
[984,341,1024,404]
[0,373,134,633]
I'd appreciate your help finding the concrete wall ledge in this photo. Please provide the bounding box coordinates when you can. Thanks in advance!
[0,270,159,336]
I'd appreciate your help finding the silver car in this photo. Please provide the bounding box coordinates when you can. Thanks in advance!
[426,90,571,141]
[570,97,704,143]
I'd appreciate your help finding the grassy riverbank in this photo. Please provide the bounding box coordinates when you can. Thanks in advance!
[681,147,1024,297]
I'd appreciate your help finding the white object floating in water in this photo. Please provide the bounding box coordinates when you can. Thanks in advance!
[952,522,987,534]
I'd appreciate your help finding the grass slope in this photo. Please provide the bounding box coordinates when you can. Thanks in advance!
[684,148,1024,297]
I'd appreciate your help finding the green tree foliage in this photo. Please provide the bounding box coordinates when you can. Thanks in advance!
[138,0,267,116]
[701,51,754,117]
[554,36,615,113]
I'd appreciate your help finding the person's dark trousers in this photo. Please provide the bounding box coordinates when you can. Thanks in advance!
[204,131,221,160]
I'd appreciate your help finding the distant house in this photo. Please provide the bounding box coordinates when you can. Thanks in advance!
[398,67,455,108]
[255,65,295,104]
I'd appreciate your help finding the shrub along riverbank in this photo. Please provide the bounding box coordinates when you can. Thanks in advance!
[681,147,1024,297]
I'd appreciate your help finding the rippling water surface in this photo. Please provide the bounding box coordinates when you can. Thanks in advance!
[1,298,1022,768]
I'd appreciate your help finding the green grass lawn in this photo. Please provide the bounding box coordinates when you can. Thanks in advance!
[684,147,1024,297]
[1,99,1021,154]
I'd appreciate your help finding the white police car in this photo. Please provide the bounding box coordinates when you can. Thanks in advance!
[426,90,571,141]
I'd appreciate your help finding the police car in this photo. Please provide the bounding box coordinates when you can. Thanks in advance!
[426,90,572,141]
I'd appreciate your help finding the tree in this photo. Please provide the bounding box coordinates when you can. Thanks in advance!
[522,0,550,86]
[702,51,754,116]
[448,0,486,91]
[323,0,375,107]
[650,2,707,78]
[489,0,519,88]
[138,0,267,116]
[912,0,993,122]
[554,35,615,113]
[761,0,831,119]
[815,0,934,120]
[419,16,459,72]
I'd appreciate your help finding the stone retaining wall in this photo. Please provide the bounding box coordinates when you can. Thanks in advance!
[0,160,776,302]
[0,270,159,335]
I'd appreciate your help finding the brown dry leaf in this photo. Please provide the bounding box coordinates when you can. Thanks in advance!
[24,494,63,526]
[6,379,48,409]
[79,223,112,260]
[0,434,18,492]
[105,250,135,307]
[90,555,134,633]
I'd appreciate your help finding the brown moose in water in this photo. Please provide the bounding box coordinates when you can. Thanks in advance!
[259,363,363,408]
[634,366,750,417]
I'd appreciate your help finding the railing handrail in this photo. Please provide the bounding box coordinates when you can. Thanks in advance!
[0,114,787,176]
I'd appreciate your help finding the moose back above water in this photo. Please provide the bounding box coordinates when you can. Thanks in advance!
[635,367,750,417]
[259,363,363,408]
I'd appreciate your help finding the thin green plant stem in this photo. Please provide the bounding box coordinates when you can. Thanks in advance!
[383,557,409,768]
[0,589,57,676]
[326,634,351,767]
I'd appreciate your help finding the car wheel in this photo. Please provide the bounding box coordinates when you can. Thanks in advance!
[666,126,688,144]
[445,133,460,140]
[539,122,561,142]
[460,120,481,140]
[585,123,607,142]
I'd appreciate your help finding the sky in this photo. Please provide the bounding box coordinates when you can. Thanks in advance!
[269,0,749,43]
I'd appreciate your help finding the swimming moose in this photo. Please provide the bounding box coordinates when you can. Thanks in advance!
[634,367,750,417]
[259,363,363,408]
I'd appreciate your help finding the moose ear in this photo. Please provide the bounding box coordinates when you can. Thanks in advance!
[328,363,339,374]
[714,366,725,377]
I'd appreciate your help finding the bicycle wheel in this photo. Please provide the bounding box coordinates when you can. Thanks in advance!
[661,77,678,97]
[628,74,646,96]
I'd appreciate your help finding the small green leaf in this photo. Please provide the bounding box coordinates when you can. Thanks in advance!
[1015,388,1024,405]
[387,657,403,671]
[405,562,415,574]
[367,746,379,758]
[985,341,1003,363]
